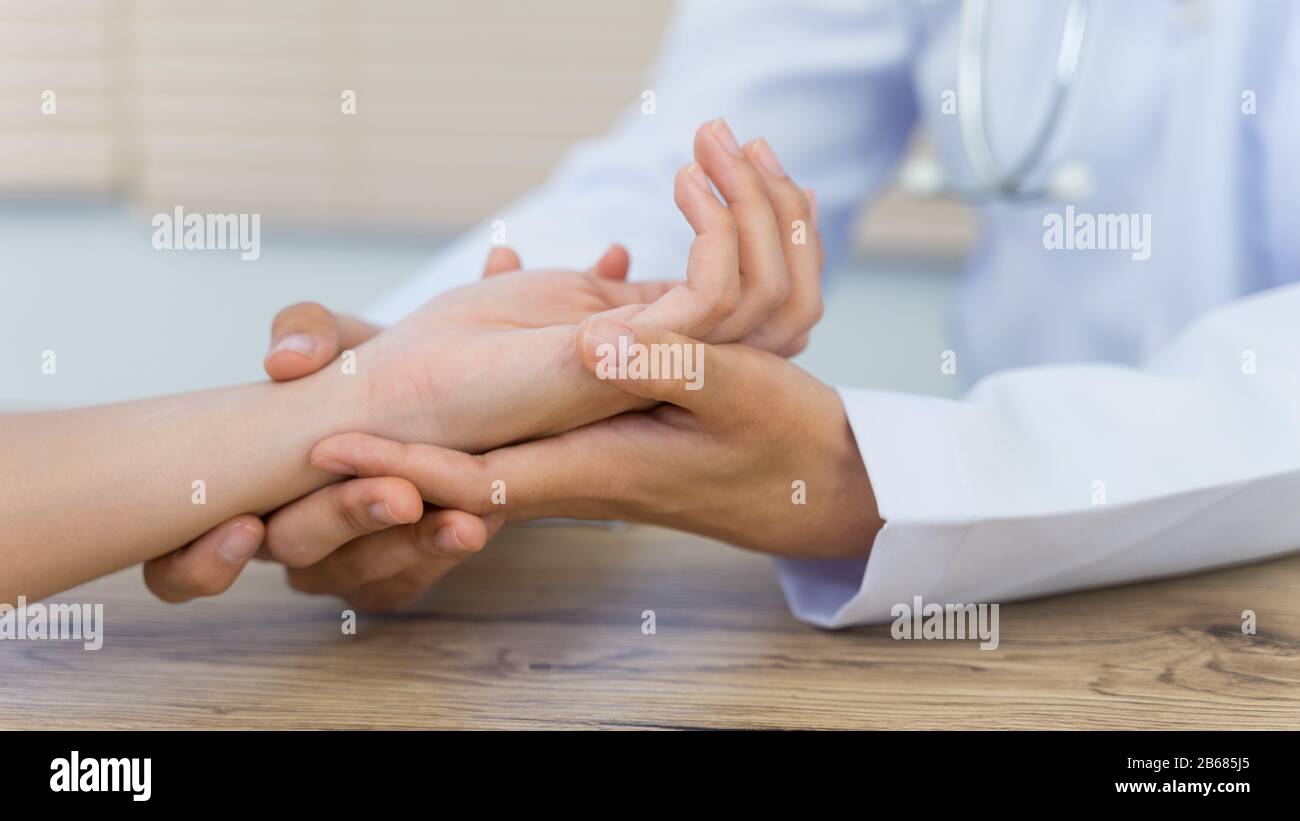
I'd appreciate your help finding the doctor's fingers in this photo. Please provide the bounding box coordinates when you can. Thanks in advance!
[600,131,811,335]
[285,508,502,602]
[262,476,425,569]
[738,138,824,355]
[689,119,798,344]
[265,302,382,382]
[340,540,496,612]
[629,159,740,339]
[575,317,741,418]
[309,431,623,521]
[143,515,265,603]
[600,136,812,335]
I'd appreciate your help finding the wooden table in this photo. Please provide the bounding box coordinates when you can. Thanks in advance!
[3,524,1298,729]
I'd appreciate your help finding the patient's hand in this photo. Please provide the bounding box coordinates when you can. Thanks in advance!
[143,267,502,606]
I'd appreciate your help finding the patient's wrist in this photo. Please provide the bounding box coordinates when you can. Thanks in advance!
[323,321,650,453]
[292,358,380,440]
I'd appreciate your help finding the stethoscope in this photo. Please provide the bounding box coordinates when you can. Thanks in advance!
[900,0,1095,204]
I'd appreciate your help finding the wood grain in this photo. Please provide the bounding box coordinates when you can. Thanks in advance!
[2,524,1297,729]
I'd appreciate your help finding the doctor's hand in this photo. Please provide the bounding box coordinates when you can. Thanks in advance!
[310,319,884,562]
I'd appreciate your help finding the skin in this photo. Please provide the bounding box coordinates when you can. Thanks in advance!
[311,320,885,563]
[1,371,364,603]
[5,119,815,605]
[149,125,852,609]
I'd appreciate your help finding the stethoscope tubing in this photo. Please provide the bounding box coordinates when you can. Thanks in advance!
[935,0,1091,204]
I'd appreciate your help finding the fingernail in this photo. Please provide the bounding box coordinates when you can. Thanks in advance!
[311,458,357,476]
[584,318,634,357]
[686,162,711,193]
[269,333,316,358]
[368,500,402,525]
[219,523,261,564]
[752,137,787,178]
[433,525,464,553]
[805,187,818,226]
[711,118,742,156]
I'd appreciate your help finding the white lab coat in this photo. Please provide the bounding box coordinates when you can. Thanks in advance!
[366,0,1300,626]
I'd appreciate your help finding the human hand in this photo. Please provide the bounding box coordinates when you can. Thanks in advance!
[351,118,824,452]
[310,319,883,562]
[420,122,824,356]
[142,252,515,606]
[143,118,827,606]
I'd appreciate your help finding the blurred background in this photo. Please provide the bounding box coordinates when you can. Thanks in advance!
[0,0,973,410]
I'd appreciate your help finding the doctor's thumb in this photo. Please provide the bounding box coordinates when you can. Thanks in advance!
[576,314,712,410]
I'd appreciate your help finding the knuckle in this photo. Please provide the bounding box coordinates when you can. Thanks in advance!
[177,565,226,597]
[788,289,824,329]
[336,504,368,537]
[143,569,187,604]
[713,210,739,241]
[808,296,825,326]
[286,570,319,594]
[333,492,375,537]
[704,280,741,327]
[783,293,822,336]
[395,441,418,473]
[266,534,314,569]
[408,521,441,556]
[762,274,792,307]
[790,292,825,332]
[338,548,382,585]
[734,158,768,191]
[783,333,811,356]
[780,182,812,219]
[278,301,331,326]
[458,454,494,514]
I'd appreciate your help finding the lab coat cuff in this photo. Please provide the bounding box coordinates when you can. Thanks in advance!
[847,387,975,519]
[773,387,976,627]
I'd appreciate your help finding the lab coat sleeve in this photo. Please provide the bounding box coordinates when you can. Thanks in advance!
[776,283,1300,627]
[363,0,919,325]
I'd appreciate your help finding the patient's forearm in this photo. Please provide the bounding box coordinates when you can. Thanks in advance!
[0,369,365,603]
